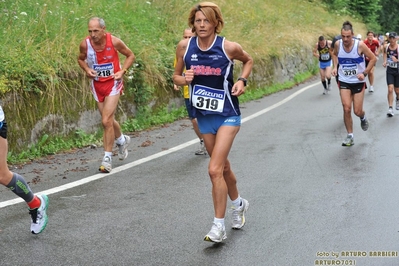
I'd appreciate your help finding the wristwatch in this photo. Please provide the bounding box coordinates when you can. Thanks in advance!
[363,72,367,77]
[237,77,247,86]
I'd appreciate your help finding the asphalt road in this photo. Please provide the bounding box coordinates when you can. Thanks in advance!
[1,62,399,266]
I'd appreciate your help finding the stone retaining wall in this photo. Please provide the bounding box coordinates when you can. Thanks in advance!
[6,46,316,152]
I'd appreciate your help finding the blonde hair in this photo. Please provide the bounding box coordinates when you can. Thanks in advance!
[188,2,224,34]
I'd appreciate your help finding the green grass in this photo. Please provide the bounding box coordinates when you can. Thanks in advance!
[7,69,316,164]
[7,130,103,164]
[0,0,366,94]
[1,0,365,163]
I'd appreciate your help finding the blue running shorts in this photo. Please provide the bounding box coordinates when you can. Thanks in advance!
[184,99,195,120]
[196,113,241,134]
[319,60,332,69]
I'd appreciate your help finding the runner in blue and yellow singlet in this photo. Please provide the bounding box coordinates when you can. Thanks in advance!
[173,28,206,155]
[313,35,333,95]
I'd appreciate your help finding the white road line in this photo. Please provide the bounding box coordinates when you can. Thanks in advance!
[0,82,317,209]
[242,82,318,122]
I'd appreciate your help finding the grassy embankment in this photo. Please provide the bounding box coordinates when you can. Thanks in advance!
[0,0,366,163]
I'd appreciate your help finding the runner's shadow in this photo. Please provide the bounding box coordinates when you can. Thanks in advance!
[203,242,226,253]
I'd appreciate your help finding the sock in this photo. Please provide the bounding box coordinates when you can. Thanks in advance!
[231,196,242,209]
[214,217,225,228]
[27,196,41,210]
[327,78,331,85]
[322,80,327,89]
[348,133,354,138]
[6,173,35,204]
[360,116,366,121]
[389,106,393,109]
[104,152,112,159]
[116,134,125,145]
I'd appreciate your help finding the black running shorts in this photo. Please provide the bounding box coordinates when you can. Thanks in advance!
[0,120,7,139]
[338,81,365,94]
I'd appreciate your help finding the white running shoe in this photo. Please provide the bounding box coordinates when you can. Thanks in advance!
[231,198,249,229]
[387,108,394,117]
[99,156,112,173]
[195,140,206,155]
[369,86,374,93]
[342,135,354,146]
[327,83,331,91]
[204,223,226,243]
[30,194,49,234]
[117,135,131,160]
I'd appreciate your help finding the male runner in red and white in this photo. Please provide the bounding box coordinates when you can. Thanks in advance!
[363,31,380,92]
[78,17,135,173]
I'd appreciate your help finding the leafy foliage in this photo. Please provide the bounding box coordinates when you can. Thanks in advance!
[322,0,382,32]
[377,0,399,33]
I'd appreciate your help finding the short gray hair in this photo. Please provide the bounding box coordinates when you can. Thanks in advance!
[89,17,105,28]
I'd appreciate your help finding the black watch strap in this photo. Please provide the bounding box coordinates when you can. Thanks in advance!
[237,77,247,86]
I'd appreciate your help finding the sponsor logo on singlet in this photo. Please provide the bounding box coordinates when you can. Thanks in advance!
[191,65,222,75]
[191,54,198,61]
[93,63,113,71]
[209,55,222,60]
[194,88,224,99]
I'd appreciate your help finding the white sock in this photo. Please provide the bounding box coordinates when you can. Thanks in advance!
[116,135,125,145]
[104,152,112,159]
[214,217,225,228]
[231,196,242,209]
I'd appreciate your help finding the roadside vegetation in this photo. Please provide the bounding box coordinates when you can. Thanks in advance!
[1,0,370,163]
[322,0,399,33]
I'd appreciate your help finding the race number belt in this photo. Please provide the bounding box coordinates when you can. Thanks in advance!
[192,84,225,113]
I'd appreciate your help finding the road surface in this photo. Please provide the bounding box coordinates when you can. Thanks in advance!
[1,62,398,266]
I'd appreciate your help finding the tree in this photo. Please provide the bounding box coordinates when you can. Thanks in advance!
[348,0,381,25]
[322,0,382,32]
[378,0,399,33]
